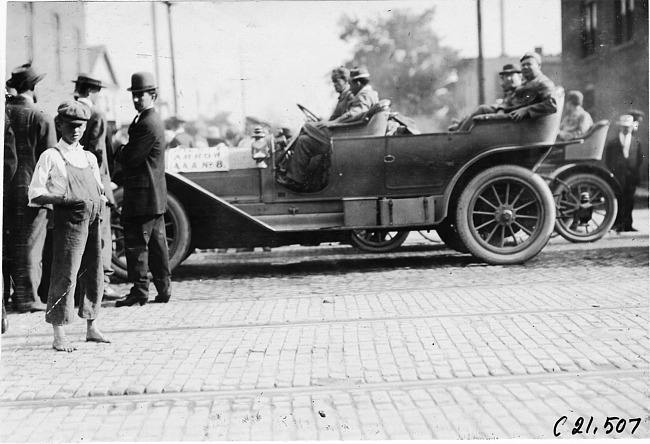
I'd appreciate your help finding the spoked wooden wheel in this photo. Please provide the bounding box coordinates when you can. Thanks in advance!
[350,229,409,253]
[111,188,191,281]
[456,165,555,265]
[553,173,617,243]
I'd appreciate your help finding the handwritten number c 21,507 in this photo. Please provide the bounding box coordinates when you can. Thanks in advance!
[554,416,641,437]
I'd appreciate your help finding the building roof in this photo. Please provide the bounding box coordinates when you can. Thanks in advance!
[87,45,119,88]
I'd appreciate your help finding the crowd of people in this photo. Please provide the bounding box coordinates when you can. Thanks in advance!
[3,65,172,349]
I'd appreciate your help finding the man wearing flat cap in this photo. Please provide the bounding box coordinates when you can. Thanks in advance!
[114,72,171,307]
[557,90,593,141]
[278,66,379,191]
[4,63,56,313]
[71,74,117,299]
[605,114,645,232]
[29,101,109,351]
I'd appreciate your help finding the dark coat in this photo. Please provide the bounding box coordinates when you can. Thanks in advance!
[79,100,114,203]
[504,72,557,118]
[4,95,57,205]
[604,133,644,189]
[116,107,167,218]
[4,112,17,185]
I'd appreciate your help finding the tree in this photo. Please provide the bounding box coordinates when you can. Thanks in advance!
[339,8,460,120]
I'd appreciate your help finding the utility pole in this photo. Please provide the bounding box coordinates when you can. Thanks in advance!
[165,1,179,116]
[476,0,485,105]
[500,0,506,57]
[151,3,161,89]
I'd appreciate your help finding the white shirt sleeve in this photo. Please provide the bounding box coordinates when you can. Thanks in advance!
[28,149,67,206]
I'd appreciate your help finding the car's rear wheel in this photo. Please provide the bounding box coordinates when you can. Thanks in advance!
[111,188,191,281]
[456,165,555,265]
[553,173,617,243]
[350,229,409,253]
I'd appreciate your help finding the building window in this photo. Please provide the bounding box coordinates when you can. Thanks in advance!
[580,1,597,57]
[54,13,62,80]
[614,0,636,45]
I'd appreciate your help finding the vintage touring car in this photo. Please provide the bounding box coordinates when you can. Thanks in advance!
[111,89,571,280]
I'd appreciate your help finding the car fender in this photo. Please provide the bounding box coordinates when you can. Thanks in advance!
[440,142,555,219]
[165,171,277,248]
[546,162,622,198]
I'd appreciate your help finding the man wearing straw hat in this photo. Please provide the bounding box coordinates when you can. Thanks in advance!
[4,63,56,313]
[114,72,171,307]
[605,114,645,232]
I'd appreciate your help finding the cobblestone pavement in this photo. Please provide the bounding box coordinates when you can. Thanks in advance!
[1,211,648,441]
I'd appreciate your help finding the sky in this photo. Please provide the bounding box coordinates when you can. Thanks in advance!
[85,0,562,127]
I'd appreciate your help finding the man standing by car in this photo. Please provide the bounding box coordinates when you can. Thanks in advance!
[605,114,644,232]
[4,63,56,313]
[72,74,117,298]
[114,72,171,307]
[557,90,593,141]
[278,67,378,191]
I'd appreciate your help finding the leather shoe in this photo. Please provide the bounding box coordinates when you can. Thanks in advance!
[153,294,170,303]
[115,294,148,307]
[276,176,303,192]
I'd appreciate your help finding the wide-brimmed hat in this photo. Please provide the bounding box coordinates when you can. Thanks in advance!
[57,100,91,124]
[499,64,521,75]
[520,51,542,64]
[617,114,634,127]
[72,74,105,89]
[5,63,45,90]
[127,72,157,92]
[350,66,370,80]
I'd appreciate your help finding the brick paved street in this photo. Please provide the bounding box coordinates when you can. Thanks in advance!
[1,210,648,441]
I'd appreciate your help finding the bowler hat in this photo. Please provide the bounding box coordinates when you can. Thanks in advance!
[57,100,91,124]
[72,74,105,89]
[5,63,45,90]
[350,66,370,80]
[617,114,634,128]
[499,64,521,75]
[520,51,542,64]
[127,72,157,92]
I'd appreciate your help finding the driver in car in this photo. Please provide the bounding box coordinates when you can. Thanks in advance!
[278,67,378,192]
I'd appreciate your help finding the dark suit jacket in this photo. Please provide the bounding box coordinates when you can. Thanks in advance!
[5,95,57,206]
[116,107,167,218]
[604,134,644,189]
[4,112,17,186]
[504,72,557,118]
[78,100,114,203]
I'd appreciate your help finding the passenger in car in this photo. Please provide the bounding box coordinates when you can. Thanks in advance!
[278,67,379,192]
[454,52,557,131]
[557,90,593,141]
[449,64,522,130]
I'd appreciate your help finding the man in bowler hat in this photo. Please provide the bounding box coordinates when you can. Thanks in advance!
[114,72,171,306]
[605,114,645,232]
[4,63,56,313]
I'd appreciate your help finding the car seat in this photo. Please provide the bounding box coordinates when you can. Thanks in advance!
[563,120,610,161]
[329,100,392,139]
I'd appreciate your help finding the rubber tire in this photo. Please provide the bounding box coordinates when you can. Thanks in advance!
[350,230,409,253]
[553,173,618,243]
[456,165,555,265]
[111,188,191,281]
[435,218,470,253]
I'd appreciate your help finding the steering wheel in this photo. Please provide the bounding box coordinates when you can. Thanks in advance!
[297,103,319,122]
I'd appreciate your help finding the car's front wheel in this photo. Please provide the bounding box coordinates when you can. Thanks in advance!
[111,188,191,281]
[455,165,555,265]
